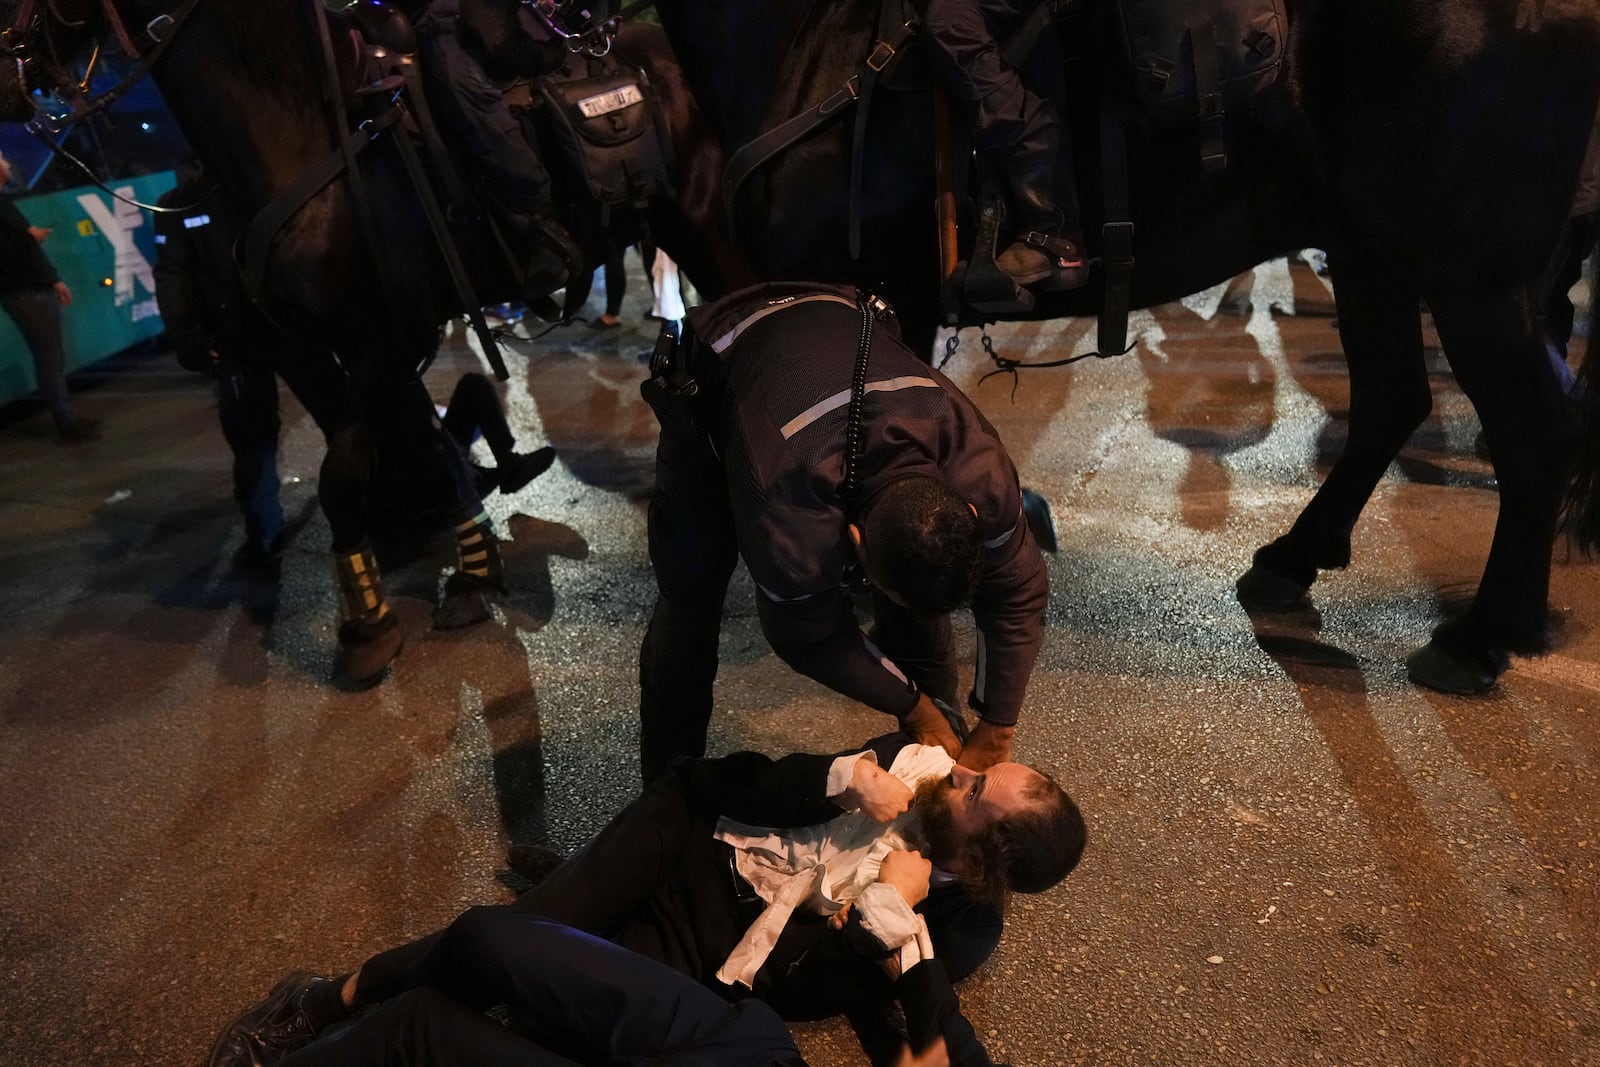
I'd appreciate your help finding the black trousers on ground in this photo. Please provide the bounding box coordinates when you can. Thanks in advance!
[441,371,516,463]
[358,775,743,1001]
[284,908,802,1067]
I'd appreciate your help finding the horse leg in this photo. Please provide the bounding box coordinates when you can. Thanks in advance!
[1404,282,1582,693]
[320,420,406,688]
[432,431,507,632]
[1237,253,1431,609]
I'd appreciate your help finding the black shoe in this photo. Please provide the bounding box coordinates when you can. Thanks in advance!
[205,1028,269,1067]
[496,446,556,495]
[56,416,102,444]
[207,973,334,1067]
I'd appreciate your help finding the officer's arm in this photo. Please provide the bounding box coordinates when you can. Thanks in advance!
[966,501,1048,732]
[756,589,922,719]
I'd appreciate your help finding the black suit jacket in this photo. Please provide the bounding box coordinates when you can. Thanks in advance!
[673,732,1003,1067]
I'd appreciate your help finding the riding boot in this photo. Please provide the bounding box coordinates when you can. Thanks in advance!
[993,118,1088,292]
[333,543,404,687]
[434,510,505,629]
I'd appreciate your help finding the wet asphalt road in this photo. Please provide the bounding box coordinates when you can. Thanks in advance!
[1,256,1596,1066]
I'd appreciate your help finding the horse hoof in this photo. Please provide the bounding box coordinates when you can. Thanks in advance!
[1405,640,1501,695]
[335,615,404,689]
[433,573,500,630]
[1235,562,1312,612]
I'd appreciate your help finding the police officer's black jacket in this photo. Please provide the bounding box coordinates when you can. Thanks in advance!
[152,177,256,365]
[684,283,1049,728]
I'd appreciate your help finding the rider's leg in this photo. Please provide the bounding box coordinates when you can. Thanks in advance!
[441,372,555,495]
[920,0,1086,290]
[989,106,1087,290]
[414,7,581,302]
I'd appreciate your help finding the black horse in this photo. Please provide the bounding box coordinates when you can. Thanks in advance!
[637,0,1600,695]
[0,0,714,686]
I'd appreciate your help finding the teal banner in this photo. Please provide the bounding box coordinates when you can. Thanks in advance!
[1,170,177,406]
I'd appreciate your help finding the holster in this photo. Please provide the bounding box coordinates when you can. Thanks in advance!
[640,320,705,434]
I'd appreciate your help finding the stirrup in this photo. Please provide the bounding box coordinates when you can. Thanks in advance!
[1001,232,1090,292]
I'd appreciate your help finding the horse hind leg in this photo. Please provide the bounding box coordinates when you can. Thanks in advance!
[1405,281,1583,693]
[1237,254,1431,609]
[320,422,406,688]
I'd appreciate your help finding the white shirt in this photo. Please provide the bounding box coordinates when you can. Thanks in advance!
[712,743,955,988]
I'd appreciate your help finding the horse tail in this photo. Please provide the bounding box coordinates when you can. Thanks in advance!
[1563,242,1600,554]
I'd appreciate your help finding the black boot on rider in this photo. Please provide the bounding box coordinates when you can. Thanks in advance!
[994,122,1088,292]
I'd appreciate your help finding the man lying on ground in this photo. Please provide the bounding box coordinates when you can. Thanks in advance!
[252,907,949,1067]
[210,731,1087,1067]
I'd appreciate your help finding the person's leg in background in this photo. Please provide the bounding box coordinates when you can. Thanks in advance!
[440,372,555,497]
[1,288,96,442]
[648,244,688,325]
[217,345,285,573]
[594,242,627,329]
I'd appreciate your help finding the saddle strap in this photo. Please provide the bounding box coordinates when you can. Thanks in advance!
[1189,20,1227,172]
[724,15,915,248]
[388,117,508,381]
[849,0,914,260]
[1097,58,1135,357]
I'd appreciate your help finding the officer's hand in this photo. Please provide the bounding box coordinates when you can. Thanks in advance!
[901,693,962,760]
[52,281,71,306]
[27,226,50,244]
[838,758,912,822]
[878,849,932,909]
[957,720,1014,770]
[894,1038,950,1067]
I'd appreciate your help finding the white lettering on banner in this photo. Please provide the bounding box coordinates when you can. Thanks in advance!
[76,189,156,307]
[130,298,160,323]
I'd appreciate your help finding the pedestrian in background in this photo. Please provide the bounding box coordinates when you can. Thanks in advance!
[0,148,100,443]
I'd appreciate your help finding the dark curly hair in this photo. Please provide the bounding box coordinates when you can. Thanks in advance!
[859,476,983,618]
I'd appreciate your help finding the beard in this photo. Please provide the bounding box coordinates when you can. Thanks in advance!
[907,776,962,868]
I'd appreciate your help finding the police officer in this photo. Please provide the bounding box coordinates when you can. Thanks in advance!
[407,0,582,307]
[639,282,1050,780]
[921,0,1087,292]
[153,160,344,574]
